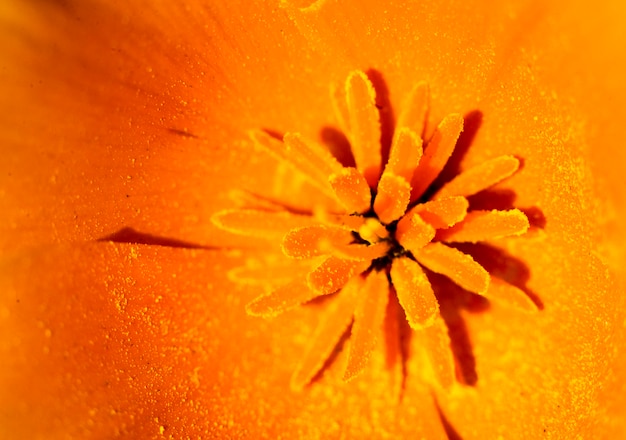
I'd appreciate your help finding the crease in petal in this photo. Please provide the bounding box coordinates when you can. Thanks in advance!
[485,275,539,312]
[282,225,354,259]
[344,270,390,381]
[395,82,430,139]
[329,167,372,213]
[211,209,315,238]
[421,317,456,389]
[246,277,319,318]
[409,196,469,229]
[307,256,368,295]
[395,211,436,254]
[414,242,489,295]
[410,113,464,202]
[291,276,363,391]
[436,209,530,243]
[434,155,520,199]
[390,257,438,329]
[345,70,382,187]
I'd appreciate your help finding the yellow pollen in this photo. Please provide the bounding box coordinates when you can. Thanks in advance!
[358,218,389,243]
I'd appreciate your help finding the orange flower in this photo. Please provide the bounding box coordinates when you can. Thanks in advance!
[1,0,626,439]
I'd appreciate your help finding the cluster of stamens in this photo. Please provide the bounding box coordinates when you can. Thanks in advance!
[212,70,537,390]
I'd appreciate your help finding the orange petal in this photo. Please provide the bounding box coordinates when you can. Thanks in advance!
[345,71,382,187]
[395,211,436,254]
[414,243,489,295]
[485,276,539,312]
[390,257,438,329]
[386,127,423,183]
[329,167,372,213]
[307,256,368,295]
[344,270,389,381]
[373,173,411,224]
[434,155,520,199]
[421,317,456,389]
[436,209,530,243]
[291,276,362,390]
[246,277,319,318]
[410,113,464,201]
[282,225,354,259]
[410,196,469,229]
[211,209,315,238]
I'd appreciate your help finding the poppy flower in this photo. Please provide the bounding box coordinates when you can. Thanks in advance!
[1,0,626,439]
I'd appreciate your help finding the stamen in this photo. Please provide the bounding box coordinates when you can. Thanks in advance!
[386,127,423,183]
[414,243,489,295]
[409,196,469,229]
[395,211,436,254]
[436,209,529,243]
[211,209,315,238]
[434,155,520,199]
[329,167,372,213]
[344,270,389,381]
[395,82,430,138]
[390,257,438,329]
[246,277,320,318]
[307,256,368,295]
[410,114,464,201]
[282,225,354,259]
[291,276,363,391]
[345,71,382,187]
[373,173,412,224]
